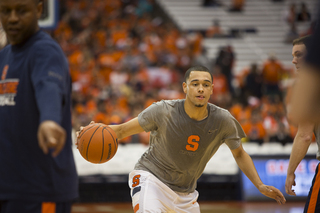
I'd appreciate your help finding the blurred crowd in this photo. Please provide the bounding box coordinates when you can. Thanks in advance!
[51,0,310,145]
[20,0,316,145]
[283,2,314,43]
[53,0,204,144]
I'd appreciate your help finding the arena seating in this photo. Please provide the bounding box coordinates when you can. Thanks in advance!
[70,0,318,202]
[156,0,316,74]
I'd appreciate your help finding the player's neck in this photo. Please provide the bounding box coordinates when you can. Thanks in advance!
[184,100,208,121]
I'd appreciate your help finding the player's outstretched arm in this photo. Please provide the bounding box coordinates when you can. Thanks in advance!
[231,144,286,204]
[76,117,145,144]
[108,117,145,140]
[285,122,314,196]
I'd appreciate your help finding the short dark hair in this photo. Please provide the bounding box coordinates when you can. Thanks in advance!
[292,35,312,47]
[184,65,213,82]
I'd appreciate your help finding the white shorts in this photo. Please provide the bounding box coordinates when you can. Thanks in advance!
[128,170,200,213]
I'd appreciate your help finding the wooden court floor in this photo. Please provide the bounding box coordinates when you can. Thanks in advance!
[72,201,305,213]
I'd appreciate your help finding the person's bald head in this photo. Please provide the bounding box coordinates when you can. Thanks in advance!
[0,0,43,45]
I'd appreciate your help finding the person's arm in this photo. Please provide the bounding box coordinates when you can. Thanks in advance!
[285,122,314,195]
[108,117,145,140]
[31,42,70,156]
[231,144,286,204]
[77,101,164,143]
[77,117,145,143]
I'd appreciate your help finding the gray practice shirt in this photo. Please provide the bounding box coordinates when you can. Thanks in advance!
[135,99,246,193]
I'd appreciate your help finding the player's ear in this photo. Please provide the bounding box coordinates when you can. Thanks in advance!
[36,1,43,19]
[182,82,187,94]
[211,83,214,95]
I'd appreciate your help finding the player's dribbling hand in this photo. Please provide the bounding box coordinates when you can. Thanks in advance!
[38,120,66,157]
[258,184,286,205]
[75,121,95,148]
[285,173,296,196]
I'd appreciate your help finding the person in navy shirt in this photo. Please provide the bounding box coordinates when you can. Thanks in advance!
[0,0,78,212]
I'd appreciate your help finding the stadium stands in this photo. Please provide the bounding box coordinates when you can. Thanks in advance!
[156,0,316,73]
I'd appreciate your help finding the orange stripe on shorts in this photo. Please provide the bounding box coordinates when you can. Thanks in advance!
[42,202,56,213]
[308,164,320,213]
[134,203,139,213]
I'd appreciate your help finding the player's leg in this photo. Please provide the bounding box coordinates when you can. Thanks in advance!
[0,200,72,213]
[129,170,176,213]
[304,163,320,213]
[174,191,200,213]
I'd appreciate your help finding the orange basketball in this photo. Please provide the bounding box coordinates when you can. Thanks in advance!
[78,123,118,164]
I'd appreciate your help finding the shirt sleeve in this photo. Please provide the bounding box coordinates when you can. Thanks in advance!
[222,111,246,150]
[30,42,69,124]
[138,101,165,132]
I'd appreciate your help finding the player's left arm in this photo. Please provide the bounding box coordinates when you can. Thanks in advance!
[231,144,286,204]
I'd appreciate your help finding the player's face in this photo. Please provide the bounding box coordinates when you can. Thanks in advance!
[0,0,42,45]
[292,44,307,71]
[183,71,213,108]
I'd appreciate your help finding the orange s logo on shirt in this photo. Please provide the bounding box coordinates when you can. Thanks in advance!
[186,135,200,151]
[1,65,8,80]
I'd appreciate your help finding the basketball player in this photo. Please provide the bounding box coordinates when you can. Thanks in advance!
[78,65,286,212]
[0,0,78,212]
[289,1,320,124]
[285,36,320,212]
